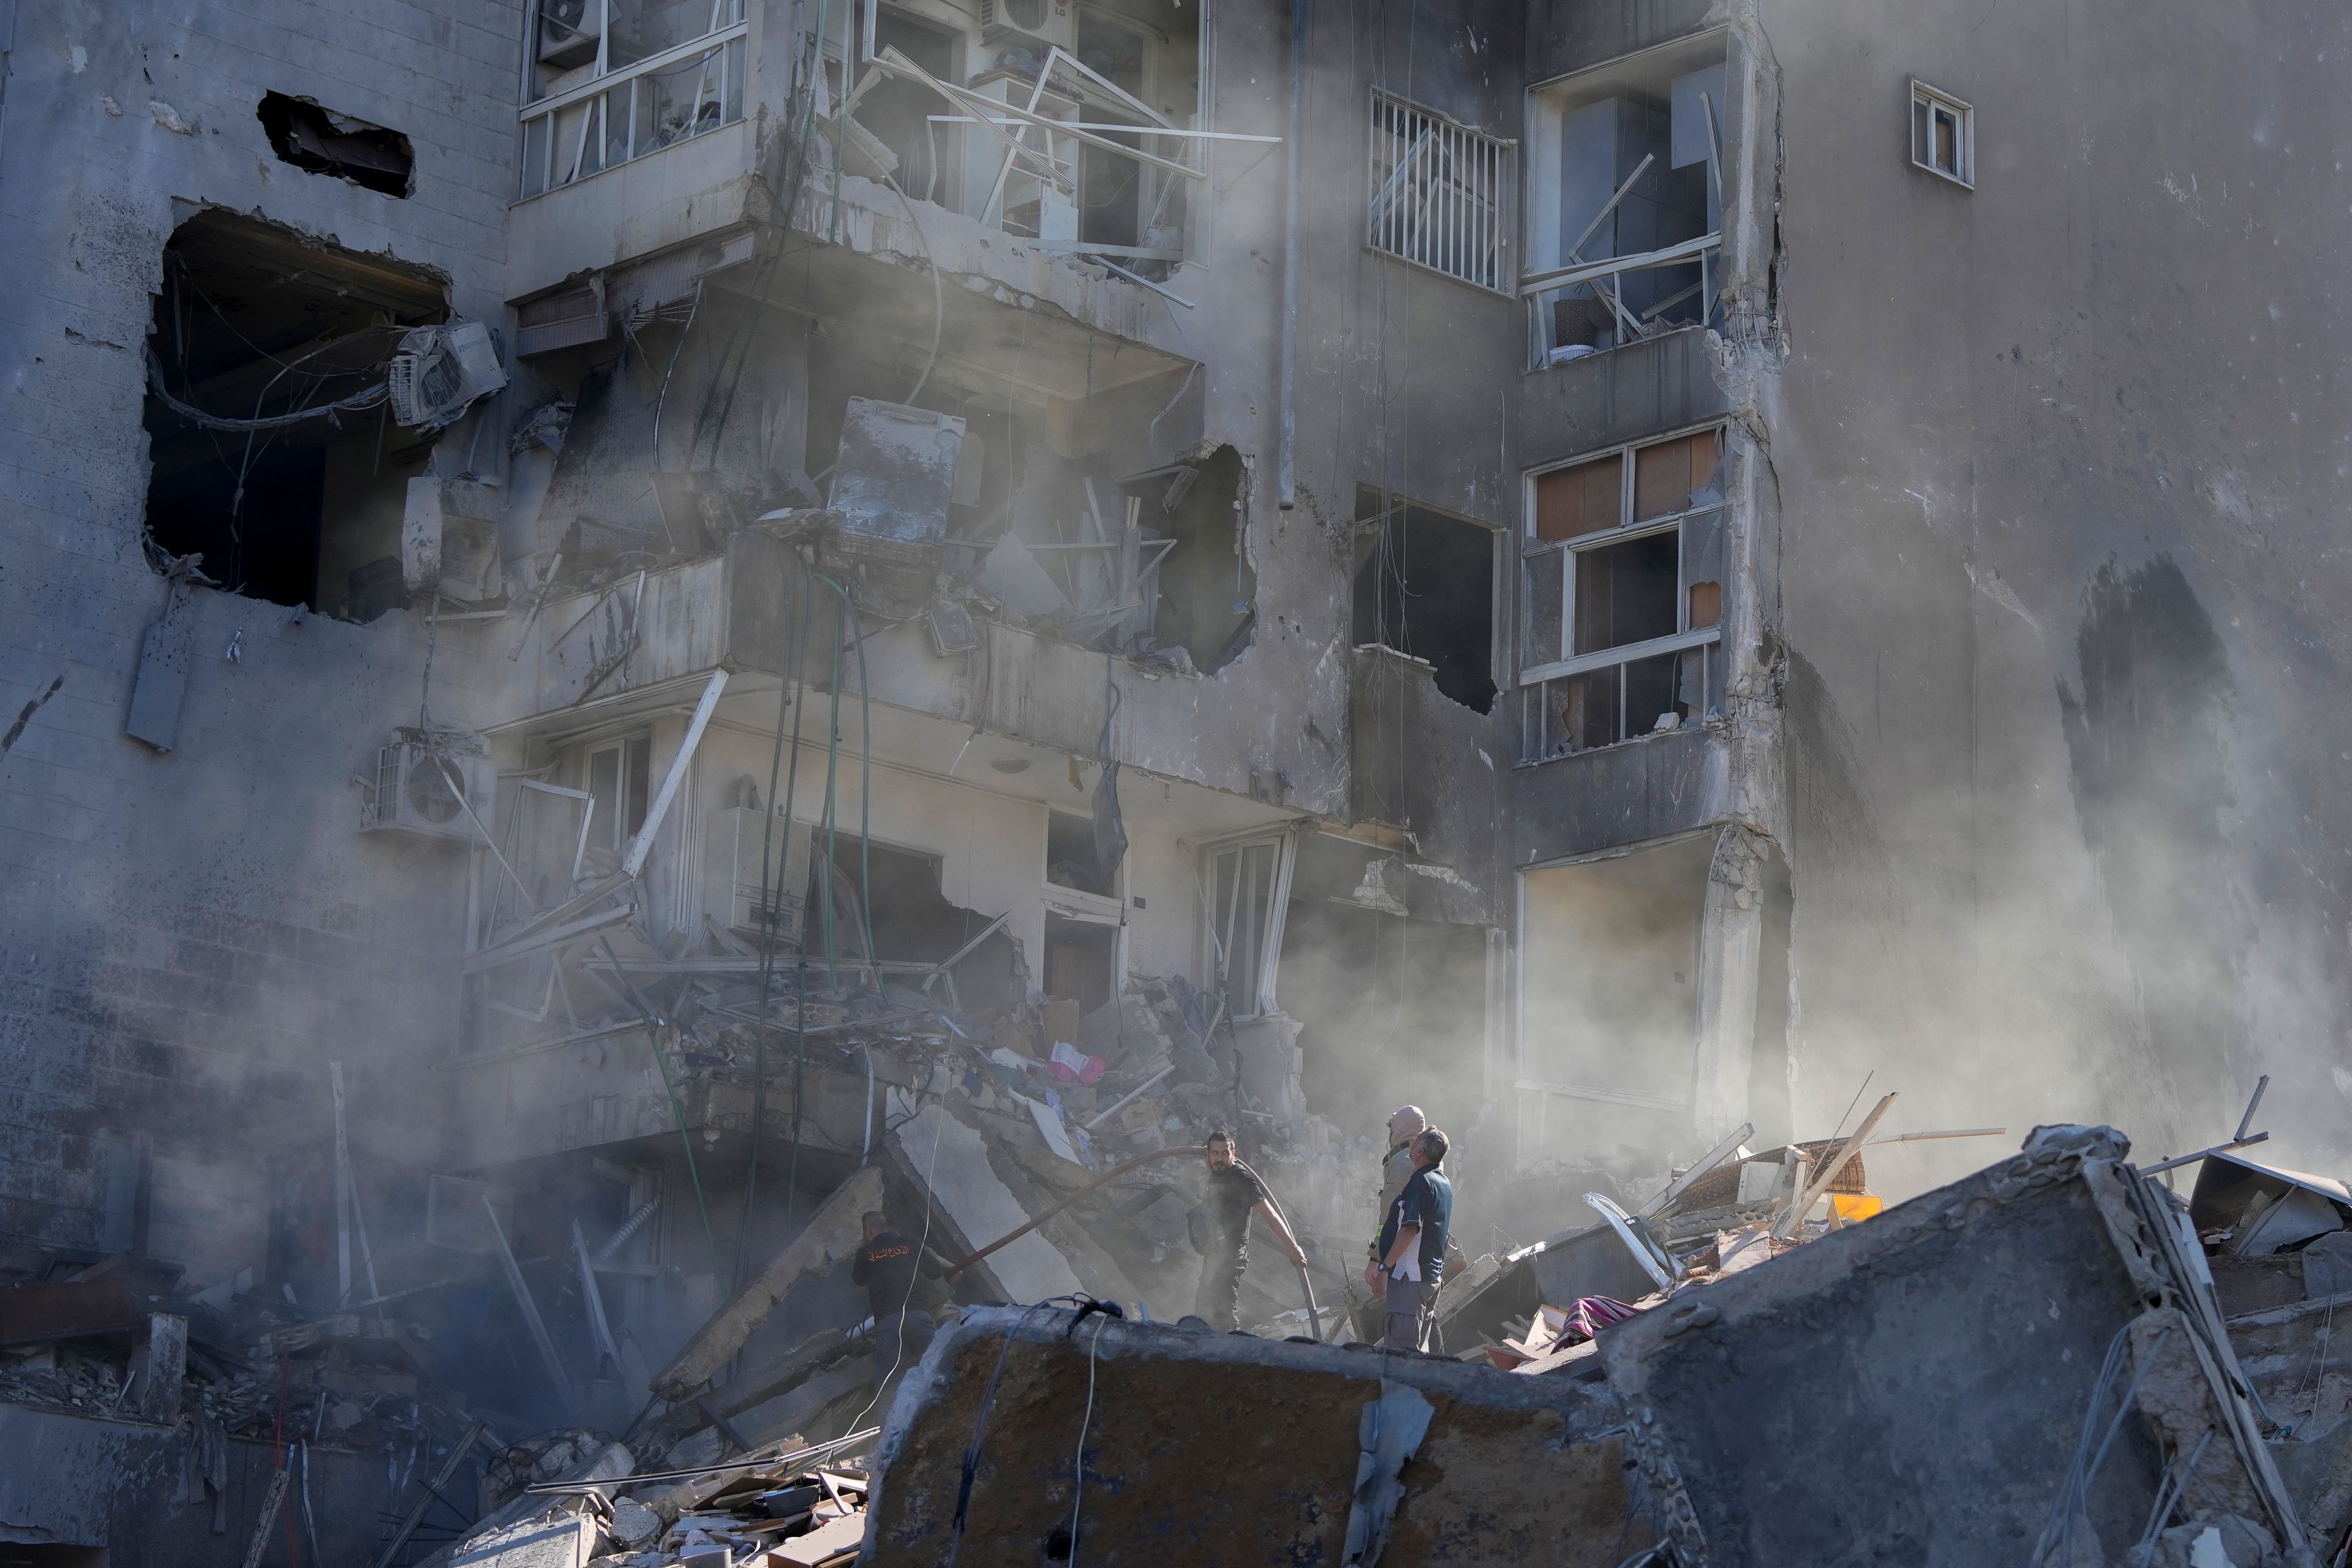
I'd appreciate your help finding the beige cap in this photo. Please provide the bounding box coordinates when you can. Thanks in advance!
[1387,1104,1427,1128]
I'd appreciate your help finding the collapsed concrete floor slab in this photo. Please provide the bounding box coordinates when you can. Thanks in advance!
[1599,1126,2304,1567]
[864,1305,1656,1567]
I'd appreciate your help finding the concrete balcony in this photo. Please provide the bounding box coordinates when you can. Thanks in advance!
[500,529,1302,810]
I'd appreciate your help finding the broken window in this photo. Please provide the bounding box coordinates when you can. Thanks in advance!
[1516,834,1711,1158]
[1365,92,1513,293]
[1112,445,1254,673]
[142,211,448,612]
[859,0,1206,271]
[1047,809,1117,897]
[1201,832,1293,1022]
[1909,80,1973,188]
[1520,426,1725,758]
[1521,34,1724,366]
[1352,488,1498,713]
[258,94,414,197]
[519,0,748,198]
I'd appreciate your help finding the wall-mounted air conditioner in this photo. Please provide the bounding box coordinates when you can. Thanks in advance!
[361,733,494,845]
[388,320,508,433]
[537,0,601,69]
[703,807,814,943]
[978,0,1074,53]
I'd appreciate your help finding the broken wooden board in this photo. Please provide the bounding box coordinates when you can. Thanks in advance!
[654,1165,884,1397]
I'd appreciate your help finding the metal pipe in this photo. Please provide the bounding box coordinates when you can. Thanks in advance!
[1275,0,1307,508]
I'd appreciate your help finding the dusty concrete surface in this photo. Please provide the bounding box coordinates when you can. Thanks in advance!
[865,1305,1653,1567]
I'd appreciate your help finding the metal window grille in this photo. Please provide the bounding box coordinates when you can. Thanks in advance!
[1366,92,1513,292]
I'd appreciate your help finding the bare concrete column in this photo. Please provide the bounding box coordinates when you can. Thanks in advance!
[1691,826,1768,1142]
[130,1313,187,1424]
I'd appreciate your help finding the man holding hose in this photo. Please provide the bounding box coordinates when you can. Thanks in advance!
[1196,1130,1308,1332]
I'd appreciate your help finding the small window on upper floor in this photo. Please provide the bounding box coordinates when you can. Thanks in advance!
[1910,80,1973,189]
[1367,92,1515,293]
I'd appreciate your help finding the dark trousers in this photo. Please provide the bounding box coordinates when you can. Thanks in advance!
[1194,1245,1245,1330]
[871,1309,937,1389]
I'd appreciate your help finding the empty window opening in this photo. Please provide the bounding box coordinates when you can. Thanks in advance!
[1113,444,1254,673]
[519,0,748,198]
[1047,809,1117,897]
[1353,488,1497,713]
[853,10,965,205]
[1521,427,1725,758]
[843,0,1202,274]
[1517,834,1711,1158]
[1909,79,1973,188]
[1523,33,1725,366]
[257,93,414,197]
[142,211,447,612]
[1366,92,1514,293]
[1044,914,1116,1016]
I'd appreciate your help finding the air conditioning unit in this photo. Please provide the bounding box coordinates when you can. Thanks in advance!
[537,0,601,68]
[979,0,1074,52]
[388,320,509,433]
[362,733,495,844]
[703,807,813,943]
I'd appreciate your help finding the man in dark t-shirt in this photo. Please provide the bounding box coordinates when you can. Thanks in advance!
[851,1210,940,1389]
[1194,1131,1307,1332]
[1373,1128,1454,1351]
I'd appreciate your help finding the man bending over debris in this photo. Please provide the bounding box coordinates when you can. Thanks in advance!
[854,1210,941,1389]
[1197,1131,1309,1332]
[1372,1128,1453,1351]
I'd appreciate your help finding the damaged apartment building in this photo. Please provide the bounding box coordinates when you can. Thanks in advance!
[12,0,2352,1555]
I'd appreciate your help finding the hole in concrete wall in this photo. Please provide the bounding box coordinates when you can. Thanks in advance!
[257,92,415,197]
[1524,33,1724,364]
[1112,444,1254,673]
[1047,810,1117,897]
[143,210,446,612]
[1043,916,1116,1015]
[811,835,1019,1014]
[1352,488,1497,712]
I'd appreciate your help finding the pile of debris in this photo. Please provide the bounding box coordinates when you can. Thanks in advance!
[450,1433,876,1568]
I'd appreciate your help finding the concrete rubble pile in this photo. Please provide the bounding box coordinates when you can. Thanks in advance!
[444,1433,876,1568]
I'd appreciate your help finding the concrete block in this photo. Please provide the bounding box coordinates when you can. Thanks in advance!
[1600,1126,2304,1566]
[867,1305,1654,1568]
[447,1511,600,1568]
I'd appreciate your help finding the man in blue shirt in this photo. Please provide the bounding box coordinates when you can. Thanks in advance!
[1373,1128,1453,1351]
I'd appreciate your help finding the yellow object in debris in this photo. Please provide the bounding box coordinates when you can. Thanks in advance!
[1830,1194,1883,1222]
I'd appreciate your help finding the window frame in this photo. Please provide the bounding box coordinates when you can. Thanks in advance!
[1517,424,1728,759]
[1908,78,1973,190]
[516,0,751,200]
[1196,829,1295,1023]
[1365,88,1517,295]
